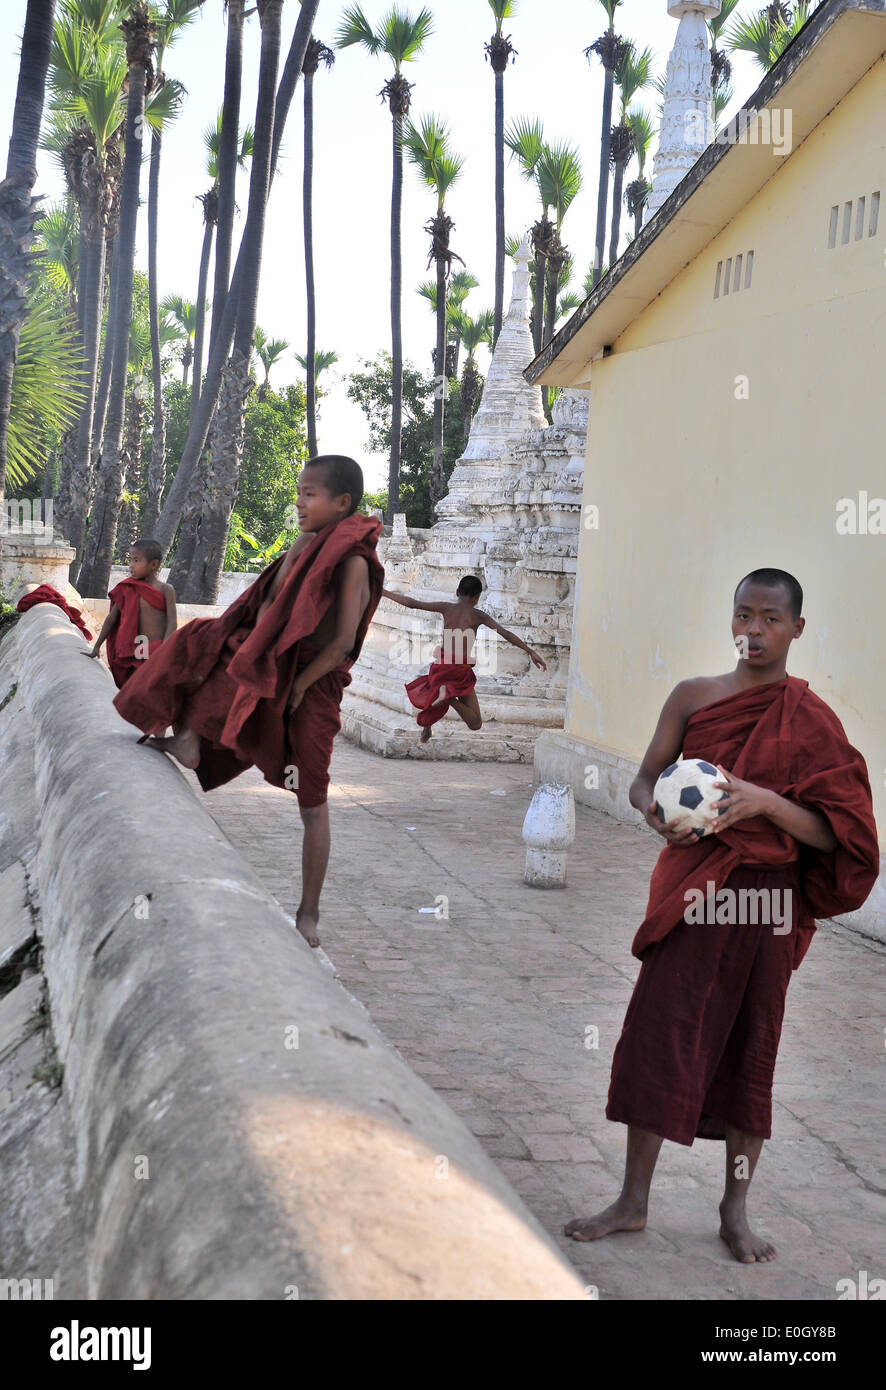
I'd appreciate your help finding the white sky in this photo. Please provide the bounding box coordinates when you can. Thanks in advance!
[0,0,761,491]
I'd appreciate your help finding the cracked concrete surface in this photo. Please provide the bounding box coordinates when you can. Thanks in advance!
[201,736,886,1302]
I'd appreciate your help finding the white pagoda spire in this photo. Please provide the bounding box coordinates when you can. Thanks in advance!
[646,0,721,219]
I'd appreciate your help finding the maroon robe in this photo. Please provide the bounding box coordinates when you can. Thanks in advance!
[106,578,167,688]
[607,676,879,1145]
[405,660,477,728]
[113,514,384,807]
[16,583,93,641]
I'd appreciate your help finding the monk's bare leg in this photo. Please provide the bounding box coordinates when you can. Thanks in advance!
[295,801,329,948]
[139,724,200,769]
[719,1128,776,1263]
[419,724,433,743]
[448,689,482,731]
[565,1125,663,1240]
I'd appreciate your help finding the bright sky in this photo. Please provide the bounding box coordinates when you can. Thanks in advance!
[0,0,762,491]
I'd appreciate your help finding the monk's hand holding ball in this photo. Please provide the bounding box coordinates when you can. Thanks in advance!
[644,802,699,846]
[709,765,772,832]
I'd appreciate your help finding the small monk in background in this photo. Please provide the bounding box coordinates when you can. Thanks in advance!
[113,456,384,949]
[84,538,176,687]
[564,568,879,1264]
[384,575,547,743]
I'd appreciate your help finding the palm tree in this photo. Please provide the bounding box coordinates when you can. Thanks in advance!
[161,293,200,382]
[417,268,477,377]
[484,1,517,349]
[336,5,435,524]
[503,117,548,354]
[77,1,157,596]
[7,284,85,496]
[586,0,630,287]
[154,0,319,557]
[144,0,199,538]
[708,0,740,96]
[537,141,582,352]
[607,42,653,266]
[403,113,465,513]
[302,35,335,457]
[45,5,126,565]
[624,106,654,237]
[449,307,492,441]
[253,325,289,397]
[114,309,151,560]
[295,347,338,379]
[209,0,245,357]
[181,0,286,604]
[725,2,817,72]
[0,0,58,514]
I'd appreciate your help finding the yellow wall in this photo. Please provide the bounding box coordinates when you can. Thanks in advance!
[570,53,886,834]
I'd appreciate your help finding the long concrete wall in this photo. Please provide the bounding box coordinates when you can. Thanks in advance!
[0,607,585,1299]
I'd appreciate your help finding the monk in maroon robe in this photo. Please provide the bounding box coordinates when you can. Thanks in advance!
[565,569,880,1264]
[85,538,176,687]
[113,457,384,949]
[384,574,547,743]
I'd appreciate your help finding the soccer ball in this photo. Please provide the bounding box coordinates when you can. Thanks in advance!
[653,758,727,838]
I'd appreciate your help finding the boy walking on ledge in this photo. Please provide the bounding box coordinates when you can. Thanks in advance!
[383,575,547,742]
[565,568,879,1263]
[113,457,384,948]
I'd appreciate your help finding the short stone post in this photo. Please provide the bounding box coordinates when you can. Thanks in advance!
[522,782,576,888]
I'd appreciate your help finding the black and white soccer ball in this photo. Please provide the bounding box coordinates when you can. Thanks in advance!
[653,758,727,837]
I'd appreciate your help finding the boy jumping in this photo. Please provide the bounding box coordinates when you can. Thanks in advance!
[383,575,547,742]
[113,457,384,948]
[565,568,879,1263]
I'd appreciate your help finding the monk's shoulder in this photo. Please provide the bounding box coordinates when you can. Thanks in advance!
[794,683,847,737]
[671,674,734,718]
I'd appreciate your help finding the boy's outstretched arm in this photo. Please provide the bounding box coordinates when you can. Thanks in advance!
[163,583,177,639]
[631,682,698,846]
[477,610,547,670]
[382,586,448,614]
[287,554,370,714]
[83,602,120,659]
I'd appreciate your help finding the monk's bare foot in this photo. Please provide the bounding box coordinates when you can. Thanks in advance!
[296,908,320,948]
[420,726,432,743]
[718,1201,776,1263]
[140,727,200,770]
[564,1197,647,1242]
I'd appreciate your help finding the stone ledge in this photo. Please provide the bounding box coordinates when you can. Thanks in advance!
[3,607,585,1299]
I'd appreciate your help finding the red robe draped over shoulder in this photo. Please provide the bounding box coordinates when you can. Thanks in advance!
[106,578,167,688]
[113,513,384,795]
[633,676,880,968]
[16,583,92,640]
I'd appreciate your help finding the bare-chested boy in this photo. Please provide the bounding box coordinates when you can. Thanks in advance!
[564,568,879,1263]
[84,538,176,687]
[383,575,547,742]
[113,457,384,948]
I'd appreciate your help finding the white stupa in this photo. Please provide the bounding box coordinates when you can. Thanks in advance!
[646,0,721,219]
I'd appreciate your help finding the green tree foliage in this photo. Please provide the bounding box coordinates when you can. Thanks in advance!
[347,352,469,527]
[157,378,308,568]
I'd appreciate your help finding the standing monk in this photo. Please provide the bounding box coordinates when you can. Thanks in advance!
[113,456,384,948]
[84,538,176,687]
[565,569,879,1263]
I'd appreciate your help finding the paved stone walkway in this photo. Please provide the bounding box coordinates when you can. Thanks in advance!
[199,736,886,1301]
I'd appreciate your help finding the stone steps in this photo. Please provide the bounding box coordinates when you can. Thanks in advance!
[339,690,545,763]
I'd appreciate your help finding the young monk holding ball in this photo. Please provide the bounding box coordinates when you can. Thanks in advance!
[565,568,878,1263]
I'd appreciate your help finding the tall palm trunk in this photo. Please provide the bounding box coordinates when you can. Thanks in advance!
[115,383,147,559]
[56,226,104,565]
[77,4,155,597]
[590,31,621,287]
[153,0,319,556]
[209,0,244,355]
[303,54,318,456]
[184,0,283,604]
[608,156,627,267]
[143,128,165,534]
[190,187,217,425]
[387,95,407,524]
[0,0,56,511]
[430,221,448,514]
[530,216,552,356]
[181,338,192,385]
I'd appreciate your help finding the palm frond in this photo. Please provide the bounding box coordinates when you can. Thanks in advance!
[536,140,582,226]
[335,5,382,54]
[503,115,545,174]
[379,6,435,66]
[8,291,86,488]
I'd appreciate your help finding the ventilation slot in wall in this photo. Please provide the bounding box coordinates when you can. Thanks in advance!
[828,190,880,247]
[714,249,754,298]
